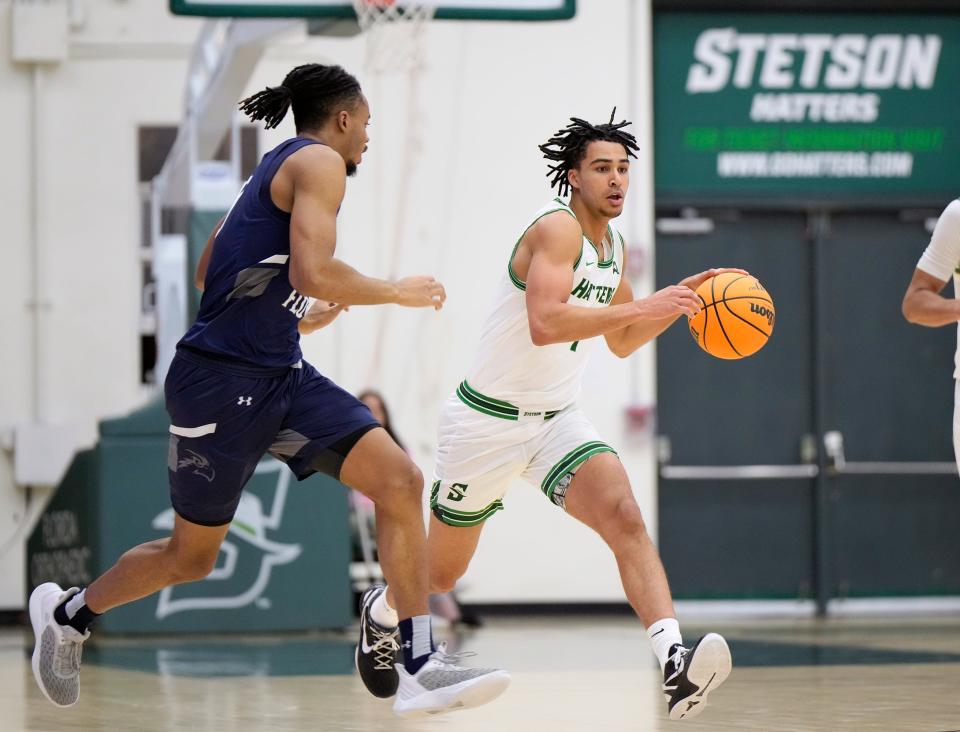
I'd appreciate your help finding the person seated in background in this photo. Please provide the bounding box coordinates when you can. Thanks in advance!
[357,389,480,628]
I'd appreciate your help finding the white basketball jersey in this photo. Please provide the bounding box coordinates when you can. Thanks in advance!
[464,198,625,411]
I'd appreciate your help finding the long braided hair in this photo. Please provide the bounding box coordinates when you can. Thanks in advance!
[538,108,639,197]
[238,64,363,132]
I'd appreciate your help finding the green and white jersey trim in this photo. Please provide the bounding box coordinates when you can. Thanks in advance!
[506,198,622,291]
[430,480,504,527]
[464,199,625,412]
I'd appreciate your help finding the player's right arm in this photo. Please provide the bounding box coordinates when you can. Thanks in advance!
[902,199,960,327]
[523,214,701,346]
[287,146,445,309]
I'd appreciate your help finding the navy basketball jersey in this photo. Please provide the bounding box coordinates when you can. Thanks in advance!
[179,137,322,369]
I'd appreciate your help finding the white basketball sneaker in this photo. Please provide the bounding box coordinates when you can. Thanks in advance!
[29,582,90,707]
[393,645,510,718]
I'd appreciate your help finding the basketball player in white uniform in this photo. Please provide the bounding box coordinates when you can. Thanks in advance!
[902,198,960,471]
[355,112,739,721]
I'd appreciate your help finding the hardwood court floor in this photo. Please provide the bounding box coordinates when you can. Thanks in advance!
[3,615,960,731]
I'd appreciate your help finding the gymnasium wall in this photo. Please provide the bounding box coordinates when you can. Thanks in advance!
[0,0,655,608]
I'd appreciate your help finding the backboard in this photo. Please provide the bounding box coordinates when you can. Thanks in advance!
[170,0,575,21]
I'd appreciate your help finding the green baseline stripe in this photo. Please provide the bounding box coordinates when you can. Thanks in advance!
[541,441,615,496]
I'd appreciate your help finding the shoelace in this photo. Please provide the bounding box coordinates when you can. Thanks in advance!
[433,642,477,669]
[663,646,688,689]
[53,634,85,678]
[369,625,400,671]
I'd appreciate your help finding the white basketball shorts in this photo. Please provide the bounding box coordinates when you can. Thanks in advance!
[430,380,618,527]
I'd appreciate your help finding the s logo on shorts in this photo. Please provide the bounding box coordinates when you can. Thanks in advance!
[177,449,217,483]
[446,483,469,502]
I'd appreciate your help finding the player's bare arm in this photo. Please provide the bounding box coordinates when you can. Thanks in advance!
[603,267,749,357]
[194,216,225,291]
[903,199,960,327]
[902,269,960,327]
[298,301,349,335]
[522,213,701,346]
[285,145,445,309]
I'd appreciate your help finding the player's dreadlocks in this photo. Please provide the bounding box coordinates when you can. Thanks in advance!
[239,64,363,132]
[538,108,639,197]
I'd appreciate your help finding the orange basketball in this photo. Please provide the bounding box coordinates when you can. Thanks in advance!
[687,273,774,359]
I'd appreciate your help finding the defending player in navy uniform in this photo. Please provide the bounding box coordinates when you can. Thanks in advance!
[28,64,509,719]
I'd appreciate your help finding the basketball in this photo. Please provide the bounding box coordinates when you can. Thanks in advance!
[687,273,774,359]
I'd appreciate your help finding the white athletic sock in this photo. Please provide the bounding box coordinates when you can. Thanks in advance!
[65,589,87,619]
[370,587,399,628]
[647,617,683,671]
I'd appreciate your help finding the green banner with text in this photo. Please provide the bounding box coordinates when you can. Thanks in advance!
[654,13,960,202]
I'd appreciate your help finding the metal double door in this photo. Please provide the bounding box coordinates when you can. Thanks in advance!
[655,209,960,608]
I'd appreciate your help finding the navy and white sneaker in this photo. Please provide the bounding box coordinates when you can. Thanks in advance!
[355,585,400,698]
[29,583,90,707]
[393,645,510,718]
[662,633,732,721]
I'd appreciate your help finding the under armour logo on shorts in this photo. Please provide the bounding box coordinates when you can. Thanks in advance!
[237,396,253,406]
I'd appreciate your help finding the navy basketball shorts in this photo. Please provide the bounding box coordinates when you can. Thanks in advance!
[164,349,379,526]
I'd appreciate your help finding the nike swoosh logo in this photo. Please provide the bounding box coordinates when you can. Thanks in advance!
[651,628,666,637]
[360,633,377,655]
[585,261,596,267]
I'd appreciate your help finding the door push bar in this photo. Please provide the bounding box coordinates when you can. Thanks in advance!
[823,431,957,476]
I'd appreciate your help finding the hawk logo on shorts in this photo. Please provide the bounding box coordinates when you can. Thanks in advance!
[177,449,216,483]
[446,483,469,502]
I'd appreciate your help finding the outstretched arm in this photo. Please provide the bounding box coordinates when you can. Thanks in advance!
[523,214,701,347]
[287,146,445,309]
[604,266,749,358]
[903,200,960,327]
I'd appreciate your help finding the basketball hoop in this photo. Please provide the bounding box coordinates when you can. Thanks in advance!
[351,0,436,73]
[352,0,436,390]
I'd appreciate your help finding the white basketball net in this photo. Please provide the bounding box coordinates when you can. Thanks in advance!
[351,1,437,390]
[351,0,436,74]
